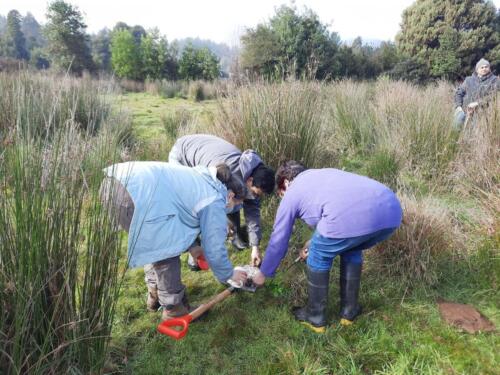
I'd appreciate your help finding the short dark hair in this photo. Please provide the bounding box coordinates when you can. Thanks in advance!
[250,164,275,195]
[275,160,307,191]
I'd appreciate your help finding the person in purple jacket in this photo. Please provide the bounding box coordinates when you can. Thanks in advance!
[253,161,403,333]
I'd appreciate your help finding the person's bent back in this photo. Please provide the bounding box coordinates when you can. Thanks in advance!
[169,134,275,266]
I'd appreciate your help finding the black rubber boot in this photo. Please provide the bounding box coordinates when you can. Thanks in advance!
[292,267,330,333]
[339,260,363,326]
[227,212,248,250]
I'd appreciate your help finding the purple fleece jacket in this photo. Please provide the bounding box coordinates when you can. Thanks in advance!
[260,169,402,277]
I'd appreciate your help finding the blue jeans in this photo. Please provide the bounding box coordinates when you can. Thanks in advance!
[307,227,398,272]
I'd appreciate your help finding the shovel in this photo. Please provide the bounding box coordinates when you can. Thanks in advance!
[157,266,259,340]
[157,286,236,340]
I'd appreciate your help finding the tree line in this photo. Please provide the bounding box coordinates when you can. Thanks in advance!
[0,1,221,80]
[0,0,498,82]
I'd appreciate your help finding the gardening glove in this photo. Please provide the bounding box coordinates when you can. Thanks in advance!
[251,246,262,267]
[227,268,247,288]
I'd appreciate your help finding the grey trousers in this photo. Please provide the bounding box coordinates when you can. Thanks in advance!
[100,177,185,307]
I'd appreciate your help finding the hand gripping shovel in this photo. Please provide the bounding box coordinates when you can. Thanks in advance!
[157,286,235,340]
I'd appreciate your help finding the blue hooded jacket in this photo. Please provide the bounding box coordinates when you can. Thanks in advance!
[103,161,234,283]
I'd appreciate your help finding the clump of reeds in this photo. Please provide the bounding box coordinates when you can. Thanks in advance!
[369,195,462,286]
[0,72,126,374]
[187,80,206,101]
[213,81,324,168]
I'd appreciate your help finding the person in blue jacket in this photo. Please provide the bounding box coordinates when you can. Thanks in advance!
[101,161,248,320]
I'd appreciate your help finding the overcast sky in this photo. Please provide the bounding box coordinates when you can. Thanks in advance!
[1,0,499,45]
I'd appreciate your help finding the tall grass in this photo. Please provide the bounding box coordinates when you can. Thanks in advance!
[145,79,185,98]
[143,79,228,101]
[451,96,499,193]
[0,72,116,139]
[0,72,127,374]
[323,80,376,156]
[213,81,325,168]
[208,79,497,286]
[373,79,460,181]
[322,79,460,183]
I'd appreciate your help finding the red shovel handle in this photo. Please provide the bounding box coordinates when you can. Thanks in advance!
[157,314,193,340]
[157,288,234,340]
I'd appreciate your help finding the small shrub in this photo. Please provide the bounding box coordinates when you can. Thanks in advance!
[119,79,144,92]
[188,80,205,101]
[161,109,193,139]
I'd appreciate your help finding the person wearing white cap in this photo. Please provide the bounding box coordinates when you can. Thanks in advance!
[454,58,499,128]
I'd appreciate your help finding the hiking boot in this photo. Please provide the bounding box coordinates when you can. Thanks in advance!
[339,260,363,326]
[292,266,330,333]
[161,303,190,320]
[161,294,192,320]
[146,286,160,312]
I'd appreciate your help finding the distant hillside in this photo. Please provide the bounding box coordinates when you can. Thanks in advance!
[173,37,239,74]
[343,38,384,47]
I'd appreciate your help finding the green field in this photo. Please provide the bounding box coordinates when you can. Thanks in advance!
[108,92,499,375]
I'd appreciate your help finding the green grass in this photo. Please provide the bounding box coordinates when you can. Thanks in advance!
[112,93,217,161]
[114,93,216,141]
[110,244,499,375]
[107,90,499,375]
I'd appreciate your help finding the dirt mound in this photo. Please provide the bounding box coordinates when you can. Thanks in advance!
[438,301,496,334]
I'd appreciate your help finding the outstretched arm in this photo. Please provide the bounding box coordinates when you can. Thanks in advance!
[258,194,298,279]
[198,202,234,283]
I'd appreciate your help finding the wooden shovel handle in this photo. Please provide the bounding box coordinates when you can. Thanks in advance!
[157,287,234,340]
[189,287,234,320]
